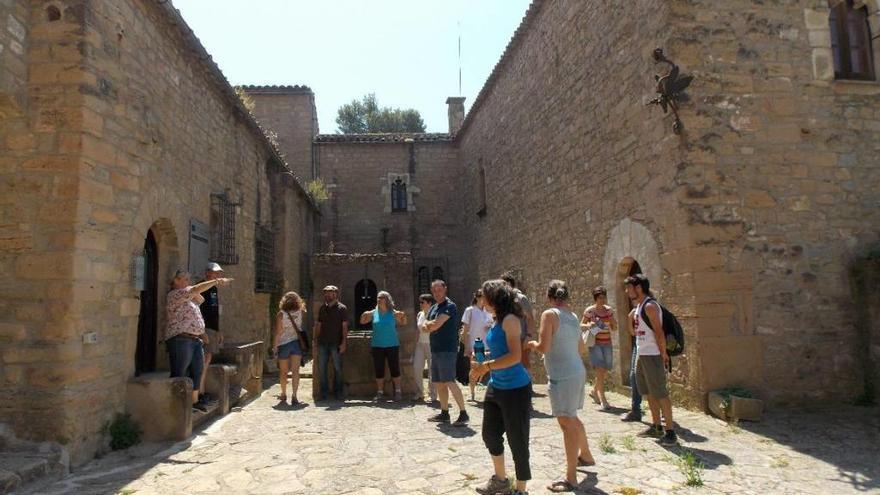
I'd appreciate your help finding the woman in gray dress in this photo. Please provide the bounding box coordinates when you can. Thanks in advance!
[527,280,595,492]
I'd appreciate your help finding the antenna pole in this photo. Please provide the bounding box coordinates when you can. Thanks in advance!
[458,21,462,95]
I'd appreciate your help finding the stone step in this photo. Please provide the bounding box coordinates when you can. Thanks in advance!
[0,425,68,495]
[192,401,222,429]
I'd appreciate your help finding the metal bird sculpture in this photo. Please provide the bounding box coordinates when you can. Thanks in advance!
[647,48,693,135]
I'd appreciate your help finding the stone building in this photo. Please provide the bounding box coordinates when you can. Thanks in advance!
[2,0,879,469]
[248,0,879,409]
[0,0,316,464]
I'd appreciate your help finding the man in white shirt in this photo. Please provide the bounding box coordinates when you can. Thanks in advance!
[625,274,677,446]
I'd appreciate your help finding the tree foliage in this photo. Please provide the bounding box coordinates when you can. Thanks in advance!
[336,94,425,134]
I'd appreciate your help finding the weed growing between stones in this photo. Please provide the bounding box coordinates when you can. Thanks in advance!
[103,413,142,451]
[771,455,790,468]
[678,450,705,487]
[727,419,742,435]
[599,434,617,454]
[614,487,643,495]
[621,435,636,450]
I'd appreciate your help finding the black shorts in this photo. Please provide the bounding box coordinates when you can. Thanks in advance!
[371,346,401,379]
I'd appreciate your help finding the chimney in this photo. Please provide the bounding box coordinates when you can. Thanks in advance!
[446,97,466,134]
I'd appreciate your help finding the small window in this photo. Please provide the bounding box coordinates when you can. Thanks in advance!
[417,266,430,295]
[477,167,487,217]
[254,223,276,293]
[432,266,445,283]
[830,0,875,81]
[210,193,239,264]
[391,177,407,212]
[46,5,61,21]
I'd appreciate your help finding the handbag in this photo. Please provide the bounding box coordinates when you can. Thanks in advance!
[286,311,312,366]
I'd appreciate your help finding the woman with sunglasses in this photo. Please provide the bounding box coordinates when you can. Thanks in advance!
[360,291,408,401]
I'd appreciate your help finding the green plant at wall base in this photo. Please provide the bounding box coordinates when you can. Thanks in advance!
[106,413,142,451]
[717,386,753,413]
[678,450,705,487]
[305,178,330,204]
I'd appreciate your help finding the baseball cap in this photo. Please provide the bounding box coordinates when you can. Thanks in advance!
[206,262,224,272]
[322,285,339,292]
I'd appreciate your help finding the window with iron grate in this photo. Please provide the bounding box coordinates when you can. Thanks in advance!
[391,177,408,212]
[210,193,239,264]
[254,223,276,293]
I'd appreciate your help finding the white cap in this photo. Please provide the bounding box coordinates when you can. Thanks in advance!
[206,262,223,272]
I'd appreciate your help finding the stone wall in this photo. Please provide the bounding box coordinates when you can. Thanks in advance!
[0,0,315,464]
[455,1,698,399]
[668,0,880,405]
[313,138,472,307]
[245,86,318,181]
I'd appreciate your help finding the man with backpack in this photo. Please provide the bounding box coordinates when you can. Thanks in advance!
[624,274,678,446]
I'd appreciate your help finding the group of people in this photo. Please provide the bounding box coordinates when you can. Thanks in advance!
[164,264,677,495]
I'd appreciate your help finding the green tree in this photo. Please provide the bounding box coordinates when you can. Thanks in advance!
[335,94,426,133]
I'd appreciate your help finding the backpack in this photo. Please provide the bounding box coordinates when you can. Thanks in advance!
[639,297,685,357]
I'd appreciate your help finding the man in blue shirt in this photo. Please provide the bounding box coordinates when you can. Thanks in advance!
[420,279,469,426]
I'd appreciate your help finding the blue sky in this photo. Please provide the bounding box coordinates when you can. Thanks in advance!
[173,0,533,133]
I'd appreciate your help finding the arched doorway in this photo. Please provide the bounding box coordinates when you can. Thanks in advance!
[616,258,642,385]
[354,279,378,330]
[135,230,159,375]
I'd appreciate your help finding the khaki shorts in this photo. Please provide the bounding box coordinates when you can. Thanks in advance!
[205,329,221,355]
[635,354,668,399]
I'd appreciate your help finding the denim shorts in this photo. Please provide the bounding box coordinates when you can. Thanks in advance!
[430,351,457,383]
[549,373,586,417]
[277,340,302,359]
[589,344,613,370]
[167,335,204,389]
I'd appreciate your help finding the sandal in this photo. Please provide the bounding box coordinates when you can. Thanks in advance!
[578,456,596,467]
[277,395,288,404]
[547,480,577,493]
[589,390,600,404]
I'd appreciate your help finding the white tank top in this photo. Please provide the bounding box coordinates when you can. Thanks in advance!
[279,310,303,346]
[635,299,661,356]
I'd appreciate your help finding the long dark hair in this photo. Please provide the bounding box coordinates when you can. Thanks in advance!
[481,279,523,326]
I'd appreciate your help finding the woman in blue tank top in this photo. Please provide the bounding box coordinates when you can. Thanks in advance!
[359,291,407,401]
[468,280,531,495]
[527,280,595,492]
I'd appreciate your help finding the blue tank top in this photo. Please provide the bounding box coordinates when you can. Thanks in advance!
[486,318,531,390]
[544,308,586,380]
[371,310,399,348]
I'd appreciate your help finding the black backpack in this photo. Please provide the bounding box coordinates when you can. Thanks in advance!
[639,297,685,357]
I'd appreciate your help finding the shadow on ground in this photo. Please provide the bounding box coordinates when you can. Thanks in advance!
[739,404,880,492]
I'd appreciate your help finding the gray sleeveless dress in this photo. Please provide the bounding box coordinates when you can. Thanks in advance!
[545,308,587,417]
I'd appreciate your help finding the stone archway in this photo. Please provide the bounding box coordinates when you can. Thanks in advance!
[602,218,663,385]
[136,218,179,373]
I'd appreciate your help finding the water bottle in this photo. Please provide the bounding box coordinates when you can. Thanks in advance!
[473,338,486,363]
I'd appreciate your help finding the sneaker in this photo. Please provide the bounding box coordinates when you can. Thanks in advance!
[453,411,469,427]
[200,393,218,404]
[475,474,511,495]
[601,402,611,411]
[621,410,642,422]
[193,401,208,412]
[373,392,385,402]
[393,390,403,401]
[428,411,451,423]
[659,429,678,446]
[290,397,299,407]
[637,424,664,438]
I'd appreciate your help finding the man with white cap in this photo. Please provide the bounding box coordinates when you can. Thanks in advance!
[314,285,349,401]
[198,262,228,405]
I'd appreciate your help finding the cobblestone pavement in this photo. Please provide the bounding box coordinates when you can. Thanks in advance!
[33,378,879,495]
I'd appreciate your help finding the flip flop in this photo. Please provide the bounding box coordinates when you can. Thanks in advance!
[578,457,596,467]
[589,390,601,405]
[547,480,577,493]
